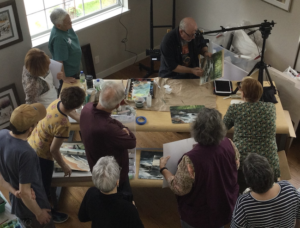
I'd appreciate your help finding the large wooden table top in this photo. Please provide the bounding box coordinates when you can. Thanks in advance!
[62,76,289,134]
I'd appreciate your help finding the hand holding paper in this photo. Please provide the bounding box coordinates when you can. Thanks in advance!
[159,156,170,169]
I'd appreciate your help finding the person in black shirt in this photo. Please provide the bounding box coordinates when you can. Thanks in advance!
[78,156,144,228]
[159,17,211,79]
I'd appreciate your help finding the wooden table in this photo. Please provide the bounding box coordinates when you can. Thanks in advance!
[52,75,289,188]
[63,77,289,134]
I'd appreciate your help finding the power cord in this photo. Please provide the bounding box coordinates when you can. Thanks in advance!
[119,0,138,64]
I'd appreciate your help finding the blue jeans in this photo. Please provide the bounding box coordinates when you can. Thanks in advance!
[180,220,224,228]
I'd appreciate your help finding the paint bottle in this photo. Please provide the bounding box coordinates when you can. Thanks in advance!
[147,93,152,108]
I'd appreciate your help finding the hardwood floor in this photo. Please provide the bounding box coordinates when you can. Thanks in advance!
[1,58,300,228]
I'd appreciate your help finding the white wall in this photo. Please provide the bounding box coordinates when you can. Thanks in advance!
[0,0,173,102]
[38,0,174,78]
[176,0,300,71]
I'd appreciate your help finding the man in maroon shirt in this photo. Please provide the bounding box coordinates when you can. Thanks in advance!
[80,81,136,199]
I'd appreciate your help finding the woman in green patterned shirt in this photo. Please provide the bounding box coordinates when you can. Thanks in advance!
[223,77,279,193]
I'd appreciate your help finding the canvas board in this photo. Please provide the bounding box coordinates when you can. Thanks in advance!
[170,105,204,124]
[139,151,163,180]
[200,50,224,85]
[162,138,196,188]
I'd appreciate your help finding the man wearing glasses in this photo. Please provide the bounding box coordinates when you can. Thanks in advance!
[159,17,211,79]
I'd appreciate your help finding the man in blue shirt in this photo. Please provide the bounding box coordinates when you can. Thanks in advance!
[0,103,55,227]
[48,8,82,94]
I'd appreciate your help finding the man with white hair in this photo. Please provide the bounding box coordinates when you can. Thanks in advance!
[159,17,212,79]
[78,156,144,227]
[80,81,136,199]
[48,8,81,94]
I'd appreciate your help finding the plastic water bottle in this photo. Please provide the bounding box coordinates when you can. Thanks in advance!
[94,79,101,92]
[147,93,152,108]
[79,71,85,83]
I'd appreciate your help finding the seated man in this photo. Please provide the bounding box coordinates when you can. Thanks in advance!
[80,81,136,200]
[231,153,300,228]
[28,86,85,223]
[0,103,54,227]
[159,17,211,79]
[78,156,144,228]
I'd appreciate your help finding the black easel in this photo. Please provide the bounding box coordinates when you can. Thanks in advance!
[139,0,176,78]
[202,20,276,97]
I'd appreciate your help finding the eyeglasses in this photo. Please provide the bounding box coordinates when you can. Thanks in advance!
[183,30,196,38]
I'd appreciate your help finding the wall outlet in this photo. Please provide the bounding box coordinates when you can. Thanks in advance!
[94,55,99,64]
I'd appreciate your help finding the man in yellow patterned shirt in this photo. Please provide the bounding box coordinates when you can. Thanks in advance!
[28,86,85,223]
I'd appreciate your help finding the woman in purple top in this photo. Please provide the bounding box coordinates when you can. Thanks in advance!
[160,108,240,228]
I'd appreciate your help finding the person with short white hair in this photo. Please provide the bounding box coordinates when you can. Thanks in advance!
[78,156,144,227]
[80,81,136,201]
[99,81,126,110]
[48,8,81,94]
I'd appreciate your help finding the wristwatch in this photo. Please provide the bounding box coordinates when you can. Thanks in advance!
[160,167,168,174]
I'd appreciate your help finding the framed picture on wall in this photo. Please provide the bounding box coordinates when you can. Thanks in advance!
[0,0,23,50]
[263,0,292,12]
[0,84,20,130]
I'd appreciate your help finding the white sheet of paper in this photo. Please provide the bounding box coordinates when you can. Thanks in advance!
[162,138,196,188]
[49,59,63,89]
[68,116,77,123]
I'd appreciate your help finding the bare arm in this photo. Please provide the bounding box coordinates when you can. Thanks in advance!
[67,110,81,123]
[201,47,212,57]
[56,61,76,84]
[50,137,72,177]
[19,183,51,225]
[173,65,203,77]
[229,138,240,170]
[0,173,19,197]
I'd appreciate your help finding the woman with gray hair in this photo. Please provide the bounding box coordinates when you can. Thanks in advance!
[160,108,239,228]
[231,153,300,228]
[48,8,81,94]
[78,156,144,228]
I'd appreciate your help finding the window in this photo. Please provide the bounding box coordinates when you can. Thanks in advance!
[24,0,121,37]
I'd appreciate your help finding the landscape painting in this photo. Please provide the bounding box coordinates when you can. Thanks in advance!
[0,96,13,127]
[0,0,23,50]
[170,105,204,124]
[200,50,224,85]
[139,151,163,180]
[0,84,19,129]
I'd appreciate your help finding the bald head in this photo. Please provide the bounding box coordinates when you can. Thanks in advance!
[179,17,198,42]
[179,17,197,31]
[99,81,125,110]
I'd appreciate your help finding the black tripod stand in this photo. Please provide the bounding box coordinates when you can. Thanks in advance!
[202,20,276,97]
[247,21,274,87]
